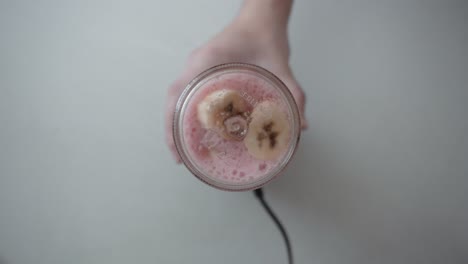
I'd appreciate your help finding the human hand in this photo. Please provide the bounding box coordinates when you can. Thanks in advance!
[166,2,307,163]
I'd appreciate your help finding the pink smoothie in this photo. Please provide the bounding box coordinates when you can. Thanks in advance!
[182,72,293,186]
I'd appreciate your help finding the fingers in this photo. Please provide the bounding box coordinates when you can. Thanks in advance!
[281,77,308,130]
[166,68,198,163]
[292,83,308,130]
[165,79,185,163]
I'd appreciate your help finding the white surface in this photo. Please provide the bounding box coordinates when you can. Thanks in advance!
[1,0,467,263]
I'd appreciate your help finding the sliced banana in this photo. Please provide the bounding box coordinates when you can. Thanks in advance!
[197,89,249,139]
[244,101,290,160]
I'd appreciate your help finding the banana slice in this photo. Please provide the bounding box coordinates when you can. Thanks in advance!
[244,101,290,160]
[197,89,249,139]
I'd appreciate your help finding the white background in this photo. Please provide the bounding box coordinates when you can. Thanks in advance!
[1,0,467,263]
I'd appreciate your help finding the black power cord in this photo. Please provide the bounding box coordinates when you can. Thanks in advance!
[254,188,293,264]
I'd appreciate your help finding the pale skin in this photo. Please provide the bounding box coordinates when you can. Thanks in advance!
[166,0,307,163]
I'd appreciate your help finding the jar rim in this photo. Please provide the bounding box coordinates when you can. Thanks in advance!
[173,63,301,191]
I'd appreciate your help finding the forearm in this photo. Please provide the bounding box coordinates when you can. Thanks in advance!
[236,0,293,34]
